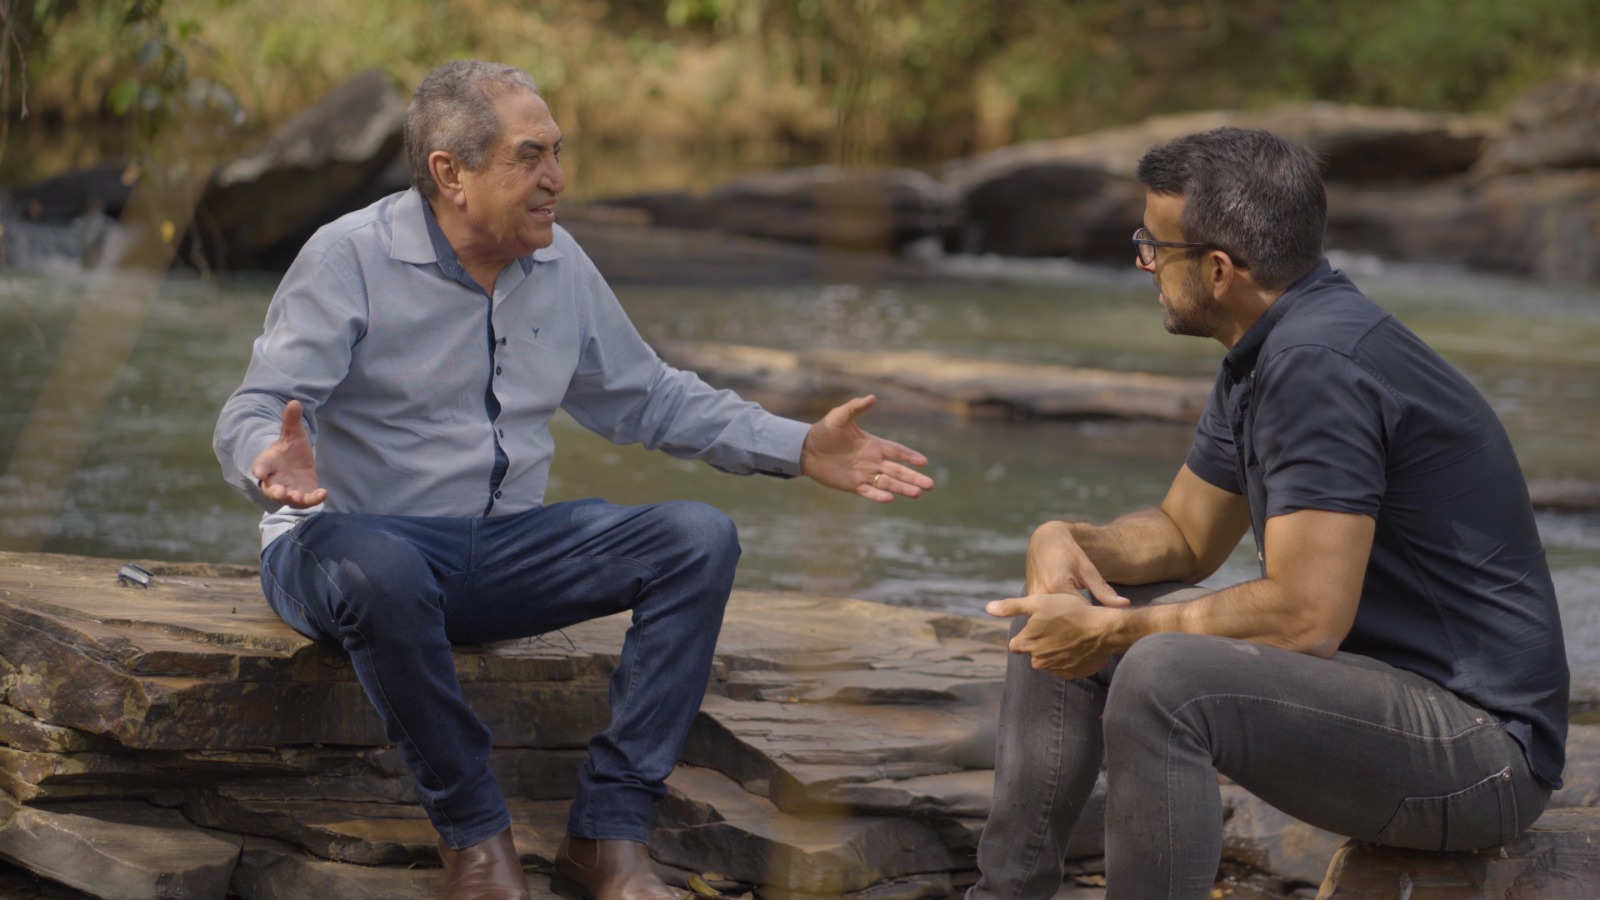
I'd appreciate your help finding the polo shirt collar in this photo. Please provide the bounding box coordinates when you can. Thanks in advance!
[1223,258,1334,377]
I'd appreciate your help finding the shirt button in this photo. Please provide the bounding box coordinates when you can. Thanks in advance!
[495,366,502,375]
[494,490,503,499]
[498,337,507,345]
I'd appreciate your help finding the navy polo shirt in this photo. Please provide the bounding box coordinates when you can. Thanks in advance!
[1186,259,1569,789]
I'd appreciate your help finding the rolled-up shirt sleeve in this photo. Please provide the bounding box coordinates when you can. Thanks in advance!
[559,255,809,477]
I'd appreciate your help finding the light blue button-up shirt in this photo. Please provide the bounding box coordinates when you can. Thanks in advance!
[215,189,810,549]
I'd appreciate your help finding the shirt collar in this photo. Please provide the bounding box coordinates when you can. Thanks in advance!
[1222,258,1335,377]
[389,188,565,273]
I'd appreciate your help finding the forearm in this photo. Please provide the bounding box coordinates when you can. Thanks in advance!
[1112,578,1342,657]
[1057,507,1210,585]
[214,389,289,511]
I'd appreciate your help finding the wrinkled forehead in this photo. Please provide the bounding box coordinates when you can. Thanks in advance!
[488,88,560,151]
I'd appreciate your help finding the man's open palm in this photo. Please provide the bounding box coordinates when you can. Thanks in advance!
[251,400,328,509]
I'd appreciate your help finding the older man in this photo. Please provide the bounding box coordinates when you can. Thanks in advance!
[970,127,1567,899]
[215,60,934,900]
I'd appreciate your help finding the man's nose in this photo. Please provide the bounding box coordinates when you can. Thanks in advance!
[543,160,565,194]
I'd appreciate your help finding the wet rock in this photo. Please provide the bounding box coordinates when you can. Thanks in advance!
[1324,181,1494,267]
[195,69,406,269]
[804,349,1212,423]
[656,342,1212,424]
[229,836,560,900]
[1472,170,1600,282]
[3,164,133,223]
[180,790,569,866]
[0,552,619,749]
[708,166,953,252]
[1316,807,1600,898]
[0,794,242,899]
[1478,74,1600,175]
[1220,784,1345,887]
[1548,724,1600,809]
[589,191,717,230]
[1528,480,1600,513]
[655,765,969,894]
[942,103,1494,260]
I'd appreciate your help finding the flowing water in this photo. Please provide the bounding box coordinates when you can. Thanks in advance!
[3,250,1598,698]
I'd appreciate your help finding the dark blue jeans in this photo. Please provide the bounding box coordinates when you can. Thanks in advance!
[259,498,739,849]
[970,583,1549,900]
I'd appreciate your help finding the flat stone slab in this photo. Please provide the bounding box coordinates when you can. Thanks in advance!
[656,765,968,895]
[230,836,561,900]
[13,551,1590,898]
[181,791,569,866]
[656,341,1212,423]
[0,795,242,900]
[0,553,621,749]
[1317,807,1600,898]
[1527,479,1600,512]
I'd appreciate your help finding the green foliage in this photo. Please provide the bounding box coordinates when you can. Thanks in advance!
[13,0,1600,167]
[109,2,239,131]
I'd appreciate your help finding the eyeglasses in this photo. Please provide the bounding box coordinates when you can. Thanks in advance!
[1131,227,1246,269]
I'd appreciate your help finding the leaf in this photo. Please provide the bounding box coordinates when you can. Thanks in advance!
[687,874,723,898]
[137,38,164,69]
[107,79,139,115]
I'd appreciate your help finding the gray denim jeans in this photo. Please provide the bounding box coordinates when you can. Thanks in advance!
[970,583,1549,900]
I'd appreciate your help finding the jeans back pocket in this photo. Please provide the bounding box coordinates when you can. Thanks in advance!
[1375,765,1518,852]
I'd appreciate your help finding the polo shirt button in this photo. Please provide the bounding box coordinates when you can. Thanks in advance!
[495,366,502,375]
[498,429,505,438]
[494,490,503,499]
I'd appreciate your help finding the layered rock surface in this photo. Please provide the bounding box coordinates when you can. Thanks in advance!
[2,551,1596,899]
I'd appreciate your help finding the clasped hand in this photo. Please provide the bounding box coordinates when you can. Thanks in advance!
[986,519,1130,679]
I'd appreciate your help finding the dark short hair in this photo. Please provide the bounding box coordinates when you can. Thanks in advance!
[1134,127,1326,290]
[405,60,540,197]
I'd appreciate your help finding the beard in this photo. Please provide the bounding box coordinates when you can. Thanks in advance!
[1159,261,1227,338]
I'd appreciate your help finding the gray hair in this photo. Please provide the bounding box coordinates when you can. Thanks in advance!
[1134,127,1326,291]
[405,60,540,197]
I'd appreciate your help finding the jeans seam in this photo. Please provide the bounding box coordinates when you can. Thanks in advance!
[287,528,462,837]
[1167,692,1497,743]
[1158,690,1498,895]
[1008,672,1068,900]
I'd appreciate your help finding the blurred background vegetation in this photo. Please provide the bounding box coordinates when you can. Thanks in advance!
[2,0,1598,182]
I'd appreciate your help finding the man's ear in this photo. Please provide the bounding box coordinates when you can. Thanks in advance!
[1205,249,1237,299]
[429,151,465,201]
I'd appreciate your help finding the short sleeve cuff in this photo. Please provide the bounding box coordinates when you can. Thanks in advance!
[1185,444,1240,494]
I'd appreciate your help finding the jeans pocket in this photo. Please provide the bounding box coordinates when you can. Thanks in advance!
[1375,765,1518,851]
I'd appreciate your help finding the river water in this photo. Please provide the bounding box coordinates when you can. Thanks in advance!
[3,248,1598,700]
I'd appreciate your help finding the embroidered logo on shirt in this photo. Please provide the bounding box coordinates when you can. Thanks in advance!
[531,327,541,340]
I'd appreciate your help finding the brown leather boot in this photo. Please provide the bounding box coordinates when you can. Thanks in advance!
[550,836,683,900]
[438,828,531,900]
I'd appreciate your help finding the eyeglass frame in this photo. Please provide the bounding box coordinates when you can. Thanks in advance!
[1131,227,1248,270]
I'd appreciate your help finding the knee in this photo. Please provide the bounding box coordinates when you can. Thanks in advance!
[298,523,437,632]
[652,500,740,567]
[1104,633,1233,739]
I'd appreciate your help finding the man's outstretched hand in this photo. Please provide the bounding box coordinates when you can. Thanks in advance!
[251,400,328,509]
[799,395,935,502]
